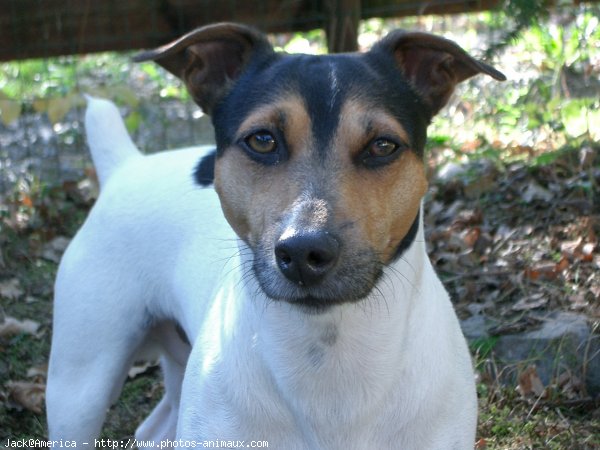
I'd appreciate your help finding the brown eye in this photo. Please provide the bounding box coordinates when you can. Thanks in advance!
[369,138,398,158]
[245,131,277,154]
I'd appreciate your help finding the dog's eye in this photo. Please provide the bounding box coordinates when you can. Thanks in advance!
[368,138,398,158]
[245,131,277,154]
[359,137,406,168]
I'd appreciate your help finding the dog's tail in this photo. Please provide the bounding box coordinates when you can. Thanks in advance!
[84,96,141,188]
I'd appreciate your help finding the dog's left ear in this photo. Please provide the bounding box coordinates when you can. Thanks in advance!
[133,23,273,114]
[375,31,506,116]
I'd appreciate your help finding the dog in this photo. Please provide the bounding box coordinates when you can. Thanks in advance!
[46,23,505,449]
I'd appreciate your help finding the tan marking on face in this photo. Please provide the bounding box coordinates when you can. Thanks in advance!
[333,100,428,262]
[235,96,312,160]
[214,95,313,245]
[216,95,427,267]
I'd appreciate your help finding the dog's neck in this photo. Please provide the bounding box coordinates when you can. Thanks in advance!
[201,216,432,429]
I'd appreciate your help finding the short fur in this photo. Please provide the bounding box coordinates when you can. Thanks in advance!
[47,23,505,449]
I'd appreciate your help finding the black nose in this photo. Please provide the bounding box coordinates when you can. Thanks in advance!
[274,231,340,286]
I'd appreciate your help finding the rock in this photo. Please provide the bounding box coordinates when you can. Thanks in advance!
[462,312,600,395]
[461,314,490,341]
[41,236,71,263]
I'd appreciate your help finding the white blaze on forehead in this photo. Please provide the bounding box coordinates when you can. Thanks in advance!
[328,61,341,113]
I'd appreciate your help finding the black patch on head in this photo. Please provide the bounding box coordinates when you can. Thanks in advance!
[211,52,285,154]
[360,50,430,157]
[212,50,432,163]
[200,32,444,173]
[390,209,420,262]
[294,56,345,160]
[193,149,217,186]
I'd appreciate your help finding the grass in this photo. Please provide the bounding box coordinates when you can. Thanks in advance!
[476,381,600,449]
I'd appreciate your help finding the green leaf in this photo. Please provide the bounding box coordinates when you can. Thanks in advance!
[113,86,139,108]
[470,336,498,359]
[532,150,561,166]
[125,111,141,133]
[47,97,71,124]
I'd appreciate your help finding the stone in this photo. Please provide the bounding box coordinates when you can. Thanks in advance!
[461,312,600,395]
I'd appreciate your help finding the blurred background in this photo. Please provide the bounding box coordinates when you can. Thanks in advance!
[1,0,599,447]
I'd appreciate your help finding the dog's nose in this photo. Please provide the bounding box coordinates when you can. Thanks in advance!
[275,231,340,286]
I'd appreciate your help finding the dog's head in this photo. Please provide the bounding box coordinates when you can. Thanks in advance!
[135,23,505,311]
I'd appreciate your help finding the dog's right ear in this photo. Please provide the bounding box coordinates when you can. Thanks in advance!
[134,23,272,115]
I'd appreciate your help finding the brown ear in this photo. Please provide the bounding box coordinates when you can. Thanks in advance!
[133,23,272,114]
[376,30,506,116]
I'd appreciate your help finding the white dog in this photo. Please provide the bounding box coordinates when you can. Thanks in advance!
[47,23,505,449]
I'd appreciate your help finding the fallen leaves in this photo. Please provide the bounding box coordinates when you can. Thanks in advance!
[128,360,159,379]
[0,278,23,300]
[560,237,596,263]
[41,236,71,264]
[0,316,41,338]
[524,257,569,282]
[518,365,546,398]
[0,99,22,126]
[1,363,48,415]
[5,381,45,414]
[427,152,600,322]
[512,293,548,311]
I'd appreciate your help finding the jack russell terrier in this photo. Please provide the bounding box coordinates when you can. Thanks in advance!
[46,22,505,449]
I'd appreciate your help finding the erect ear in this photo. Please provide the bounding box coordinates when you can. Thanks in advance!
[375,30,506,116]
[133,23,273,115]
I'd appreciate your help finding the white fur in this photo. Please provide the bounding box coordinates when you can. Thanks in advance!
[46,97,476,449]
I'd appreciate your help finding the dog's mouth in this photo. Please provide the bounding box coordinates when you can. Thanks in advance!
[287,296,344,313]
[251,244,384,312]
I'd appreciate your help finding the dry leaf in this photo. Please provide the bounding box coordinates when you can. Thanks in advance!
[475,438,488,449]
[128,360,159,379]
[581,243,595,262]
[522,181,553,203]
[462,227,481,249]
[41,236,71,263]
[0,316,40,338]
[47,97,71,124]
[20,194,33,208]
[560,237,583,257]
[25,295,40,304]
[32,98,49,113]
[26,364,48,380]
[524,257,569,281]
[113,86,140,107]
[0,278,23,300]
[0,99,21,125]
[569,293,588,310]
[512,293,547,311]
[461,139,483,152]
[518,365,546,398]
[6,381,45,414]
[555,256,569,273]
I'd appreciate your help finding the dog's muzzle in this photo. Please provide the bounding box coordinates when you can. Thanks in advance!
[249,196,383,311]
